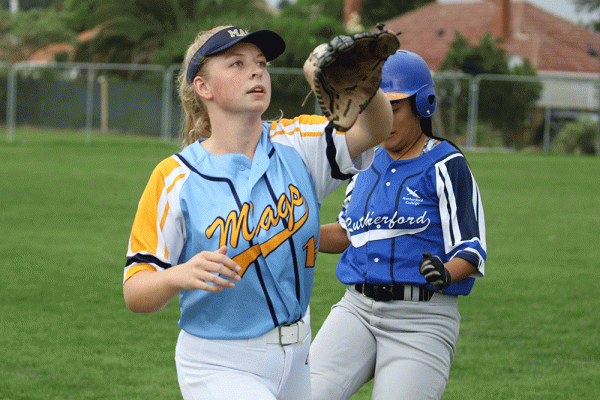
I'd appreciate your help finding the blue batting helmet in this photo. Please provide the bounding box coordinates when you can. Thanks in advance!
[380,50,436,118]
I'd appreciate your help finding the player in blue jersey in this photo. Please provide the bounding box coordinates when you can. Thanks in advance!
[122,25,393,400]
[310,50,487,400]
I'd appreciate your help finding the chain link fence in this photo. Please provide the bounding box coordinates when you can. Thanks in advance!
[2,62,599,154]
[431,71,600,154]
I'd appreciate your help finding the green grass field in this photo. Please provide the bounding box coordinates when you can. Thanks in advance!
[1,129,599,399]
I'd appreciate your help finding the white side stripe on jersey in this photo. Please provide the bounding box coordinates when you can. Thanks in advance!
[437,162,456,254]
[435,153,485,263]
[350,225,429,248]
[338,175,357,231]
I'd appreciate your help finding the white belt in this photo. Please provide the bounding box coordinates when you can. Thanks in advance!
[264,320,309,345]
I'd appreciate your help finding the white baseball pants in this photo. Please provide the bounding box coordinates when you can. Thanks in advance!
[175,315,311,400]
[310,286,460,400]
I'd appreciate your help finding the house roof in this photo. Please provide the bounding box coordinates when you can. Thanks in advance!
[378,0,600,74]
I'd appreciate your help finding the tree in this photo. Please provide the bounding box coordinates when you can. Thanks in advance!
[572,0,600,32]
[61,0,277,66]
[0,0,56,11]
[361,0,433,29]
[285,0,433,30]
[0,6,74,63]
[573,0,600,13]
[274,2,346,67]
[438,31,542,147]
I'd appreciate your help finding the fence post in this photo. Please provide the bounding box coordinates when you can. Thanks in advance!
[449,77,461,138]
[597,75,600,156]
[160,67,171,142]
[466,75,479,149]
[162,64,181,142]
[6,64,17,143]
[85,67,95,143]
[98,75,108,134]
[543,107,551,153]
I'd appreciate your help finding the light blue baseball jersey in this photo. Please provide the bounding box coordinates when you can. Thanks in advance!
[125,115,373,339]
[336,141,486,296]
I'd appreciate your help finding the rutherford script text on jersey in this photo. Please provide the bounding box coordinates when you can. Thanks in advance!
[345,211,430,232]
[345,211,431,248]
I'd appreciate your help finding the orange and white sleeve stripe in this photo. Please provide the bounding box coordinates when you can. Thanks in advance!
[124,156,190,283]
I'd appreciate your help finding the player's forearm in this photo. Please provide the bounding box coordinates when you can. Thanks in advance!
[345,89,393,158]
[123,270,182,313]
[319,223,351,254]
[363,88,394,144]
[445,257,477,283]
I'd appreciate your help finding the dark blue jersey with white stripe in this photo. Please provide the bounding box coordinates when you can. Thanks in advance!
[335,141,486,296]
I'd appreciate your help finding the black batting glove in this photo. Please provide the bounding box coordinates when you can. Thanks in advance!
[419,252,452,291]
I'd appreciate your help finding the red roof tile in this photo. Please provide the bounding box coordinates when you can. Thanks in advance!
[378,0,600,74]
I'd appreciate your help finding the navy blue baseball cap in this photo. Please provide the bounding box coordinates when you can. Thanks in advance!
[186,27,286,83]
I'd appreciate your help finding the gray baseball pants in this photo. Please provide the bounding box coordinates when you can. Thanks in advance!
[310,286,460,400]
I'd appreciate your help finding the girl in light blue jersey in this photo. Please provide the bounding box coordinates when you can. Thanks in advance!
[123,25,393,400]
[311,50,487,400]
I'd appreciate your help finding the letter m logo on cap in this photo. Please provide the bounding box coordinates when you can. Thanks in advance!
[228,28,248,38]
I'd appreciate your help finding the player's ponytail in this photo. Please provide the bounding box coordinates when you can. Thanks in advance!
[179,83,210,148]
[178,26,234,149]
[408,95,471,166]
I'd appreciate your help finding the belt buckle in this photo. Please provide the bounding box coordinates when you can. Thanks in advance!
[380,285,394,296]
[365,284,391,302]
[376,284,394,301]
[278,322,300,345]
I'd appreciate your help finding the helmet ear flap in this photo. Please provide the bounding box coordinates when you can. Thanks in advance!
[415,87,436,118]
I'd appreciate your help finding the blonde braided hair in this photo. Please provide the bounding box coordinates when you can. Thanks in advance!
[177,25,234,148]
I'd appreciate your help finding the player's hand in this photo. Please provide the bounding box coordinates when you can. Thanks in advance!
[419,252,452,291]
[172,246,242,293]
